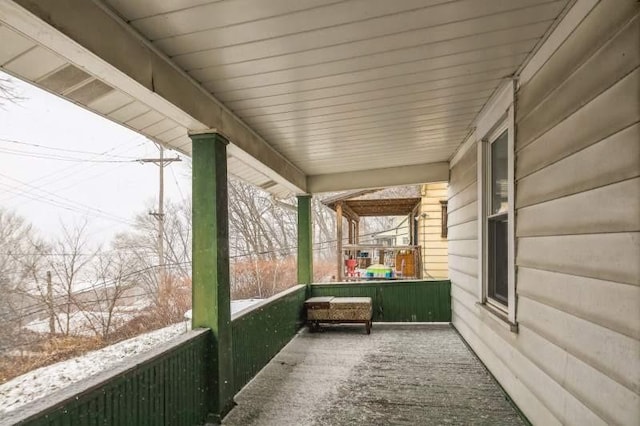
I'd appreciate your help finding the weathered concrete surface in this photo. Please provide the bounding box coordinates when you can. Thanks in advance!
[222,324,525,425]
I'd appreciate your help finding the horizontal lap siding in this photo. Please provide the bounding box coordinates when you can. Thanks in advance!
[449,2,640,425]
[517,2,639,424]
[448,144,479,300]
[419,183,449,278]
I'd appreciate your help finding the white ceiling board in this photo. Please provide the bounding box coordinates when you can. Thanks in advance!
[176,21,548,77]
[153,0,451,55]
[220,68,512,112]
[126,109,164,129]
[283,130,467,158]
[104,0,219,21]
[66,79,114,105]
[2,0,573,195]
[271,119,475,148]
[169,0,561,70]
[128,0,344,41]
[0,24,34,65]
[216,61,522,107]
[3,46,66,81]
[156,126,187,143]
[245,83,498,130]
[87,90,133,115]
[142,119,180,137]
[260,102,484,138]
[202,48,533,98]
[108,101,150,123]
[269,114,480,145]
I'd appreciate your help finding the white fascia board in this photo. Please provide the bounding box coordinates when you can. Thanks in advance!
[517,0,598,87]
[448,128,476,169]
[307,162,449,194]
[474,79,515,141]
[0,0,306,193]
[449,78,514,168]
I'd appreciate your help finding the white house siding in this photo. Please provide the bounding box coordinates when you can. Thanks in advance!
[448,2,640,425]
[419,182,448,279]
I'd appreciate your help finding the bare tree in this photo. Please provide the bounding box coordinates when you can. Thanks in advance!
[0,209,37,353]
[75,251,136,340]
[0,75,22,107]
[48,219,98,336]
[112,199,192,316]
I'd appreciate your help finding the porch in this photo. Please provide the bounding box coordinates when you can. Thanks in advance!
[0,1,637,424]
[224,324,524,426]
[2,280,527,426]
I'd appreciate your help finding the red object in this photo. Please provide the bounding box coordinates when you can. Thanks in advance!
[345,258,358,277]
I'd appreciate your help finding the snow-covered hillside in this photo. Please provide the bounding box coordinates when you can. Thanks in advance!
[0,298,263,415]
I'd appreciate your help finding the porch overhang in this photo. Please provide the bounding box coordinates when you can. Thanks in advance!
[0,0,307,195]
[0,0,573,196]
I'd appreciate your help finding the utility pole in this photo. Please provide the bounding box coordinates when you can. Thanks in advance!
[46,270,54,335]
[138,145,181,293]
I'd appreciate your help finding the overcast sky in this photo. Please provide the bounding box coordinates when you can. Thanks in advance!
[0,71,191,246]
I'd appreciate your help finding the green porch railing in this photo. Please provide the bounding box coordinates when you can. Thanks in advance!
[310,279,451,322]
[231,284,306,395]
[3,329,211,426]
[4,282,446,425]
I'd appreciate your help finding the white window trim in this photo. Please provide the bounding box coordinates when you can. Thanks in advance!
[476,79,517,327]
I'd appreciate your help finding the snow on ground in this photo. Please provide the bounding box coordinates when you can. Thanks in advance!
[0,322,188,415]
[24,310,137,336]
[0,298,264,415]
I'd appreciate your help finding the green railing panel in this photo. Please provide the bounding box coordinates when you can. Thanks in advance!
[5,330,211,426]
[310,280,451,322]
[231,285,306,394]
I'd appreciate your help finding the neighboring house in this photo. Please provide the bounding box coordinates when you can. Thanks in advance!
[370,216,409,247]
[419,182,448,279]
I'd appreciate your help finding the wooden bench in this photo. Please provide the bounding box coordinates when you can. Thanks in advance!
[305,296,372,334]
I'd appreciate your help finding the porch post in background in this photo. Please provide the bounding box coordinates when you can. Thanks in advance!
[336,202,343,281]
[297,195,313,285]
[190,131,234,422]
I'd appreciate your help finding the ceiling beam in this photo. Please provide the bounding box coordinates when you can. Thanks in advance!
[1,0,307,193]
[307,162,449,194]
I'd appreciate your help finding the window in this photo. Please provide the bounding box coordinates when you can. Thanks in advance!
[478,107,516,327]
[488,130,509,306]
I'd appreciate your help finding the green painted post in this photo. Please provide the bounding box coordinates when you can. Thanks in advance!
[297,195,313,285]
[190,131,234,422]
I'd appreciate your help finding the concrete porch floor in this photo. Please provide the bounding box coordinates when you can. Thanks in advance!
[222,324,525,425]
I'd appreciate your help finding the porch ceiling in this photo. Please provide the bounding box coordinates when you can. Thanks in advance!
[0,0,571,195]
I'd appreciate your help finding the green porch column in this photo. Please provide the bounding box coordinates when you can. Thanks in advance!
[191,131,234,422]
[297,195,313,285]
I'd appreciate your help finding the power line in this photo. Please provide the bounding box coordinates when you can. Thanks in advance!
[0,147,139,163]
[0,136,137,159]
[0,136,146,204]
[0,184,135,227]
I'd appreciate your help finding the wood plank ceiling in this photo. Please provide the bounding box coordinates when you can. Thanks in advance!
[103,0,569,176]
[0,0,570,195]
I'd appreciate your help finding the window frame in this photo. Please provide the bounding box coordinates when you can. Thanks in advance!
[477,83,516,327]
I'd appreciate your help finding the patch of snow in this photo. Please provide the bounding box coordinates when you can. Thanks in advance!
[184,298,262,321]
[0,321,189,414]
[23,310,136,337]
[231,298,263,313]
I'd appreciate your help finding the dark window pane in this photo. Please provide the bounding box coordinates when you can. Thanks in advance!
[488,216,508,306]
[491,131,508,215]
